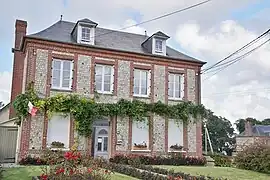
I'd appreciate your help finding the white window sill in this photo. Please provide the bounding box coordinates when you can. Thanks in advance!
[133,94,149,98]
[131,149,151,152]
[168,150,186,153]
[51,87,72,92]
[96,91,113,95]
[48,147,70,151]
[155,50,163,53]
[168,97,184,101]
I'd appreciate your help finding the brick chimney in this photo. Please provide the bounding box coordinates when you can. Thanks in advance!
[244,119,253,136]
[9,20,27,118]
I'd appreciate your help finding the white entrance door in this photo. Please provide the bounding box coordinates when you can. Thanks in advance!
[94,127,109,159]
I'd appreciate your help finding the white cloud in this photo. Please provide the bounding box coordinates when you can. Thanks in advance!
[176,20,270,122]
[0,71,12,104]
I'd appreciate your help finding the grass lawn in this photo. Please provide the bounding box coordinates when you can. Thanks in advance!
[158,166,270,180]
[2,166,138,180]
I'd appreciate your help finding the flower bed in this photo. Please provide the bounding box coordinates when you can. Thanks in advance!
[109,154,207,166]
[103,163,223,180]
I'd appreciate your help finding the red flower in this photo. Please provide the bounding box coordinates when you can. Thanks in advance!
[69,169,74,175]
[56,168,65,175]
[87,168,93,173]
[36,158,41,164]
[40,174,48,180]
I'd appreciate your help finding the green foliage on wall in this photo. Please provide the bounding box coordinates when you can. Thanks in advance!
[13,86,208,137]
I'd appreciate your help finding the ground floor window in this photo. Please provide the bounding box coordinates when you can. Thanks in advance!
[168,119,183,151]
[47,114,70,149]
[132,118,149,150]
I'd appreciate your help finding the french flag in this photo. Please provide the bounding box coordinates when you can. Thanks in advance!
[28,101,38,116]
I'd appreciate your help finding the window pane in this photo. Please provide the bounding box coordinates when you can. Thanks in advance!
[141,87,147,95]
[95,82,102,91]
[134,86,139,94]
[63,70,70,79]
[47,114,70,148]
[134,78,140,87]
[103,137,108,152]
[97,142,102,151]
[104,75,111,84]
[141,71,148,81]
[169,74,174,83]
[53,61,61,69]
[175,90,181,98]
[134,69,140,78]
[52,70,61,87]
[95,66,103,76]
[104,83,110,92]
[104,66,111,76]
[63,61,71,71]
[132,120,149,149]
[62,80,70,88]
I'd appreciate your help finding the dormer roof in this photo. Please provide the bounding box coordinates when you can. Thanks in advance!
[153,31,170,39]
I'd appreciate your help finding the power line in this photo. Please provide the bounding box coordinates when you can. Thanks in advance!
[201,28,270,73]
[202,38,270,81]
[91,0,212,39]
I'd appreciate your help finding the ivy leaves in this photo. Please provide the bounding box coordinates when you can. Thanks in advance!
[13,90,208,137]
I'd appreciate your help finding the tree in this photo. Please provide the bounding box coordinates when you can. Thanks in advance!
[202,111,235,155]
[235,117,270,134]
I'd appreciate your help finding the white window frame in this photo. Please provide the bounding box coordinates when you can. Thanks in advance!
[131,118,150,152]
[133,69,151,97]
[168,119,184,152]
[168,73,184,100]
[81,26,91,42]
[95,64,114,94]
[155,39,163,52]
[51,59,73,90]
[47,113,70,150]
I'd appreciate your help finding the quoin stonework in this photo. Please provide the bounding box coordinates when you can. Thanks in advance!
[9,18,206,161]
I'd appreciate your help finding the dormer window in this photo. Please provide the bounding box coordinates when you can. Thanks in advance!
[81,27,91,42]
[72,18,98,45]
[155,39,163,52]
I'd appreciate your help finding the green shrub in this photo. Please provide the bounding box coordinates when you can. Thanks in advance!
[109,153,207,166]
[234,143,270,174]
[210,154,232,167]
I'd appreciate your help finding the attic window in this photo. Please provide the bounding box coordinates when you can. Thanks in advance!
[81,27,91,42]
[155,39,163,52]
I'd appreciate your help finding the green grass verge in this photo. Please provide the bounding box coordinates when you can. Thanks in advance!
[157,166,270,180]
[2,166,138,180]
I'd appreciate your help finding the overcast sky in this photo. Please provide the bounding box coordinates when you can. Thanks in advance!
[1,0,270,124]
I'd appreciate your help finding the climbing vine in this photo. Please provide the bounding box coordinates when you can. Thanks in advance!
[13,86,209,137]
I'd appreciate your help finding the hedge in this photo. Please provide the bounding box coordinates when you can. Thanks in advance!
[109,154,207,166]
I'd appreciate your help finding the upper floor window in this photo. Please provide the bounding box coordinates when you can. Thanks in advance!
[155,39,163,52]
[168,73,184,100]
[133,69,150,97]
[81,27,91,42]
[95,64,114,93]
[51,59,73,90]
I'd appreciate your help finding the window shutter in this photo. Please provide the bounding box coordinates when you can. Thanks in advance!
[52,59,61,88]
[110,66,115,93]
[70,61,74,89]
[180,74,185,99]
[62,61,72,89]
[147,70,151,96]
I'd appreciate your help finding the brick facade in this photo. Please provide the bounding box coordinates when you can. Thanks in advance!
[12,26,203,160]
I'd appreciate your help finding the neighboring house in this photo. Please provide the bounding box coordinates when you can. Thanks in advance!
[236,120,270,152]
[10,18,205,161]
[0,103,11,126]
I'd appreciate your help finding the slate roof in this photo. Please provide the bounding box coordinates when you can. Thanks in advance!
[27,20,204,64]
[238,125,270,137]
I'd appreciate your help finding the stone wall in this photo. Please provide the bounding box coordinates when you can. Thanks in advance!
[29,115,44,150]
[186,69,198,154]
[27,48,200,156]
